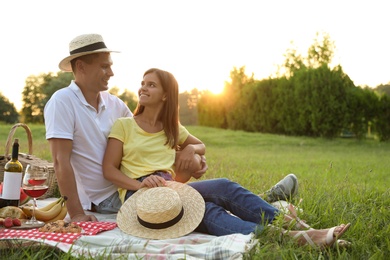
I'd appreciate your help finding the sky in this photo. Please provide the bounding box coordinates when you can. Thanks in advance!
[1,0,389,111]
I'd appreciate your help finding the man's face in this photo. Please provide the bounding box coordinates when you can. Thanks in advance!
[84,52,114,92]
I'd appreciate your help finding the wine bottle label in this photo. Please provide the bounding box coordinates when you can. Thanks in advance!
[2,171,22,199]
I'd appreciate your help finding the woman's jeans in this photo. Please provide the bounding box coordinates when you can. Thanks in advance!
[189,178,278,236]
[125,175,279,236]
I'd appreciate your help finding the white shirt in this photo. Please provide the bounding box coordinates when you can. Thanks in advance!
[44,81,133,209]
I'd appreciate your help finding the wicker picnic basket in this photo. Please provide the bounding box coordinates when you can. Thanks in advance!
[0,123,57,199]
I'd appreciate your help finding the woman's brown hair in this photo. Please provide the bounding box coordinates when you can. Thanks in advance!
[133,68,179,149]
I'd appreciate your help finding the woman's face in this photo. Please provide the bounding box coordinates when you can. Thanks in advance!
[138,72,166,106]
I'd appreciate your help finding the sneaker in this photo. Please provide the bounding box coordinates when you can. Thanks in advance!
[264,173,298,203]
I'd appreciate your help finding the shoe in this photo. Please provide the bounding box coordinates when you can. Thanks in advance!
[292,223,351,250]
[280,205,352,249]
[264,173,298,203]
[274,201,307,229]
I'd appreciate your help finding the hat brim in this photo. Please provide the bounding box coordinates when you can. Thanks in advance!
[117,181,205,240]
[58,48,119,72]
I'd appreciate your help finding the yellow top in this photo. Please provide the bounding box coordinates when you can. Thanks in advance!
[108,117,189,202]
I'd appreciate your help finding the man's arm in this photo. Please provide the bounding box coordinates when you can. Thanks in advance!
[48,138,97,222]
[177,134,207,179]
[194,154,208,179]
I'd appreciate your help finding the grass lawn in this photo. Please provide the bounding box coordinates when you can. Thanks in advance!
[0,123,389,259]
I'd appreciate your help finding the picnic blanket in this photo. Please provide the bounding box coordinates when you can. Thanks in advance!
[0,221,117,244]
[0,198,259,259]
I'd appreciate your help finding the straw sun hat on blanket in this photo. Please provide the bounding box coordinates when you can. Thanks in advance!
[117,181,205,240]
[58,33,119,72]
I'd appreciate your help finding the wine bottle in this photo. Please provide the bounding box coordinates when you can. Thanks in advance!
[1,138,23,207]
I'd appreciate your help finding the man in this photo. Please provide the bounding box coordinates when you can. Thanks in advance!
[44,34,132,221]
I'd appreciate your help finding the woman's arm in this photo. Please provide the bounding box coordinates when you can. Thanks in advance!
[103,138,166,190]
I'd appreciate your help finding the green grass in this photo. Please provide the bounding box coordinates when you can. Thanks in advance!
[0,123,52,161]
[1,123,389,259]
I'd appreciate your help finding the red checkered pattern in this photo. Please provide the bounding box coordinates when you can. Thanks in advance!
[0,221,117,244]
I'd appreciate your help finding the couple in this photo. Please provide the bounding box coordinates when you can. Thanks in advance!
[44,33,351,249]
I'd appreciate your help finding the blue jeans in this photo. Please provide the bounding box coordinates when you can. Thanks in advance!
[125,175,279,236]
[93,191,122,214]
[188,178,279,236]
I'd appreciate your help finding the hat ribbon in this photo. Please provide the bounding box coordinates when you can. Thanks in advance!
[70,42,107,55]
[137,207,184,229]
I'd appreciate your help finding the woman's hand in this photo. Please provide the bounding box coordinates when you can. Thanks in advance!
[140,175,167,189]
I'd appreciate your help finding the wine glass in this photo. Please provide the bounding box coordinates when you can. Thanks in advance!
[22,164,48,225]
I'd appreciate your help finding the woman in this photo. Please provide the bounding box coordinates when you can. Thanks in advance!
[103,68,351,248]
[103,68,205,202]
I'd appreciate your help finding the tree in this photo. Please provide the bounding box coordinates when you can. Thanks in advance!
[295,65,350,137]
[0,92,19,123]
[197,31,386,140]
[375,84,390,97]
[198,90,226,128]
[307,32,335,68]
[345,86,379,139]
[41,72,74,106]
[21,72,73,123]
[375,95,390,141]
[109,87,138,112]
[276,32,347,137]
[272,77,296,134]
[179,89,199,125]
[21,72,140,123]
[282,41,305,77]
[223,67,254,129]
[21,74,45,123]
[280,31,336,78]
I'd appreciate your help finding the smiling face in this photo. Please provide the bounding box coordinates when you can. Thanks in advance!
[138,71,167,107]
[86,53,114,91]
[74,52,114,92]
[133,68,180,148]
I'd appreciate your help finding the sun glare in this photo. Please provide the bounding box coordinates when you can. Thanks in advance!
[207,84,224,95]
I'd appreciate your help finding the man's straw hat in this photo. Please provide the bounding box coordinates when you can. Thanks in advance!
[58,33,119,72]
[117,181,205,240]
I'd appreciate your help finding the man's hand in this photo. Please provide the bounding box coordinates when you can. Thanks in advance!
[192,155,208,179]
[71,213,98,222]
